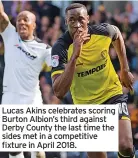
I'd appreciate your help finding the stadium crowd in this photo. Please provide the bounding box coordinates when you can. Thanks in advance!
[0,1,138,158]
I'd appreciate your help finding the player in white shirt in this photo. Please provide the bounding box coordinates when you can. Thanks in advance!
[1,12,51,104]
[1,21,51,104]
[0,1,51,158]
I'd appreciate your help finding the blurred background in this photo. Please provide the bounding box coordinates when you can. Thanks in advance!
[0,1,138,158]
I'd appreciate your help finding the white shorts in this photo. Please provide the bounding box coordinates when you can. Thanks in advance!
[1,92,43,104]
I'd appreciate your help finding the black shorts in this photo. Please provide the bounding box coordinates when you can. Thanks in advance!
[103,94,130,120]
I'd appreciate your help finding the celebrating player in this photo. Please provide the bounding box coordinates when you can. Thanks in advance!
[51,3,135,158]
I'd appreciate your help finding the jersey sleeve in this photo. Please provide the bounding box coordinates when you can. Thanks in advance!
[92,23,118,41]
[0,22,16,42]
[51,42,67,77]
[105,23,118,41]
[45,45,52,67]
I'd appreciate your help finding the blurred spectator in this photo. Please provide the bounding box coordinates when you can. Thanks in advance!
[121,2,138,24]
[45,152,60,158]
[67,152,87,158]
[23,1,33,12]
[89,5,108,25]
[37,16,50,39]
[133,72,138,94]
[120,15,132,40]
[11,1,26,18]
[32,1,60,23]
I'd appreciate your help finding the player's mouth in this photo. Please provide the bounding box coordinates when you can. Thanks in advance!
[19,26,27,33]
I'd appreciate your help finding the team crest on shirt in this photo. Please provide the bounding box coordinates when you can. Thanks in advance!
[101,50,107,59]
[52,55,59,67]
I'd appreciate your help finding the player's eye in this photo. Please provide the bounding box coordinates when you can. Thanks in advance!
[24,18,29,22]
[69,18,75,23]
[17,19,21,22]
[17,18,27,23]
[79,17,84,22]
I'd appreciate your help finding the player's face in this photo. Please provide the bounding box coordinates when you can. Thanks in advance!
[66,7,89,37]
[16,13,36,40]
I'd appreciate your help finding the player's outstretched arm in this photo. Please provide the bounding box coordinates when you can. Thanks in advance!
[0,0,9,33]
[112,26,129,72]
[112,26,134,91]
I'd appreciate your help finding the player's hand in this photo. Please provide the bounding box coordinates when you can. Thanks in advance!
[120,70,134,91]
[72,29,90,59]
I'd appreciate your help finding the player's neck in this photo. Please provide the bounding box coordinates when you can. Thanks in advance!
[20,35,35,41]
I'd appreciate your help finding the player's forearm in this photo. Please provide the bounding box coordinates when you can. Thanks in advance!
[112,28,130,71]
[0,0,4,14]
[0,0,9,33]
[53,57,77,99]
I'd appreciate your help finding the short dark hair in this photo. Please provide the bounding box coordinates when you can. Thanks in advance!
[65,3,87,14]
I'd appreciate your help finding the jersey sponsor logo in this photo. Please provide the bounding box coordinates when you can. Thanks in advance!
[14,44,37,60]
[117,102,129,115]
[77,60,107,77]
[52,55,59,67]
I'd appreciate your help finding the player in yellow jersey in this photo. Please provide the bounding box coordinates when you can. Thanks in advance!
[51,3,135,158]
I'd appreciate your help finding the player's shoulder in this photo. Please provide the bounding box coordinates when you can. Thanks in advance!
[34,37,51,50]
[0,22,17,39]
[89,23,117,39]
[52,31,73,53]
[34,37,44,43]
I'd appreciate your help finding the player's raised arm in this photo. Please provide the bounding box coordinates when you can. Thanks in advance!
[0,0,9,33]
[111,25,134,91]
[51,30,90,99]
[51,45,77,99]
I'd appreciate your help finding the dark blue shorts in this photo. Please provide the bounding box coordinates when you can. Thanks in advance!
[103,94,130,120]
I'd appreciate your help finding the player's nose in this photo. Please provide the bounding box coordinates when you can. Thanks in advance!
[74,21,81,28]
[19,19,25,25]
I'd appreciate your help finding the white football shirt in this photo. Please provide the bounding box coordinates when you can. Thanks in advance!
[0,22,51,97]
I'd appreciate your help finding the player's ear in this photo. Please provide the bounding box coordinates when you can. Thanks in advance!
[33,23,36,30]
[65,18,68,25]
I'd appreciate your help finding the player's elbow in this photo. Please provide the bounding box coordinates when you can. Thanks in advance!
[52,76,66,100]
[55,93,64,100]
[54,90,65,100]
[53,86,65,100]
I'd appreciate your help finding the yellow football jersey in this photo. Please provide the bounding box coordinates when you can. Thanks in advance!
[42,63,51,72]
[51,23,123,104]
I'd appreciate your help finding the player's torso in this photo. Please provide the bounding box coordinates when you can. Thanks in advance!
[68,34,111,73]
[67,34,122,104]
[3,33,46,94]
[5,34,45,70]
